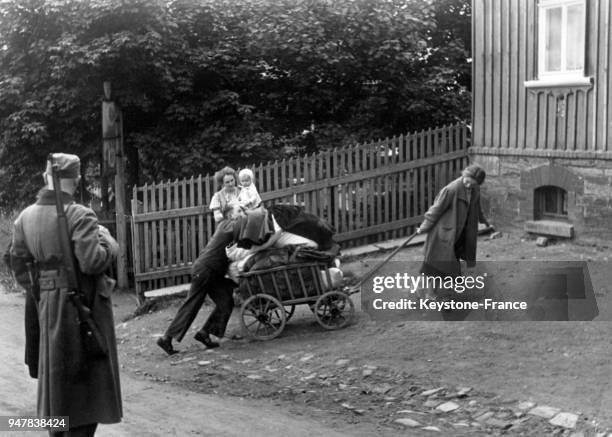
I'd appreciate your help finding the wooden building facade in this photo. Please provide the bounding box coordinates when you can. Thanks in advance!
[471,0,612,239]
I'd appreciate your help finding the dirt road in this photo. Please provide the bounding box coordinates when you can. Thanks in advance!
[3,232,612,436]
[112,233,612,437]
[0,291,374,437]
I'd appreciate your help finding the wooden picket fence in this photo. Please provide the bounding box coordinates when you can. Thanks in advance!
[131,123,470,295]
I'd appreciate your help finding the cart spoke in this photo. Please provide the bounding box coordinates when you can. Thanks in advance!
[271,308,282,320]
[263,321,279,332]
[243,315,258,325]
[245,319,259,329]
[263,300,272,313]
[255,298,266,312]
[244,307,258,316]
[258,323,273,335]
[284,305,296,322]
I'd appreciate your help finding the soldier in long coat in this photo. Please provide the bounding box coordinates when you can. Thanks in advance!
[417,164,491,282]
[9,153,122,436]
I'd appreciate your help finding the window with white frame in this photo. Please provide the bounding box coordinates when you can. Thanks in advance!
[538,0,585,79]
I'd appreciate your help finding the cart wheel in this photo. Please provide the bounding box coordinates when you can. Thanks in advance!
[240,294,286,340]
[313,291,355,330]
[284,305,296,322]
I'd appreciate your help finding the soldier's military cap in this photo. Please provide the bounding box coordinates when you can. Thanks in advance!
[46,153,81,178]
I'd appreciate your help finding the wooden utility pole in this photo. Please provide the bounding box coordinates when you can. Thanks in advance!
[102,81,128,289]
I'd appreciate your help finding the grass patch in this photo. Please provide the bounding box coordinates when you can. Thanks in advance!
[0,210,20,294]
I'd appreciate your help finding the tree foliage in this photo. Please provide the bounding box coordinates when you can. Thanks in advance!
[0,0,471,209]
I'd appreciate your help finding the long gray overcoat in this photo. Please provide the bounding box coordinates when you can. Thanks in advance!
[10,190,122,427]
[419,177,487,276]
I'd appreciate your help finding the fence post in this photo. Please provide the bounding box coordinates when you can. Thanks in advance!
[102,81,128,289]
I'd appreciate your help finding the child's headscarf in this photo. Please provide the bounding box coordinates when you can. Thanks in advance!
[238,168,254,182]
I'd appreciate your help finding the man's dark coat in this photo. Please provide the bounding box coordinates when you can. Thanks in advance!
[419,177,487,276]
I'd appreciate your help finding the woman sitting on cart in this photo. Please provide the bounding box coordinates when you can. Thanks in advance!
[209,166,242,223]
[156,170,280,355]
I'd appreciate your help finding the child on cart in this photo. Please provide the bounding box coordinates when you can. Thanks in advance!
[237,168,262,211]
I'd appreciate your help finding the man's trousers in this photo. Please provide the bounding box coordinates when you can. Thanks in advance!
[164,269,235,342]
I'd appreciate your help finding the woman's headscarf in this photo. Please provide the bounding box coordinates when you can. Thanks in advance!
[462,164,486,185]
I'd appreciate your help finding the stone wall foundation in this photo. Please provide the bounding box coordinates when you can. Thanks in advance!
[472,154,612,240]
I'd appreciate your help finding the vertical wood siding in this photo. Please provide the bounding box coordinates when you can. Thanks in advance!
[473,0,610,151]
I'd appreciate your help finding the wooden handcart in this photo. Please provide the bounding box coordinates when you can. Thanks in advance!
[237,262,355,340]
[237,231,421,341]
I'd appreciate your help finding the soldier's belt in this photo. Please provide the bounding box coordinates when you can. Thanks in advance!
[38,269,70,291]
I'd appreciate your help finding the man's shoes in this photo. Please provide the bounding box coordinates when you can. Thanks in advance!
[194,331,220,349]
[156,336,178,355]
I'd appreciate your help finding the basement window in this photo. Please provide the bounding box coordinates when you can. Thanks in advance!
[534,186,568,220]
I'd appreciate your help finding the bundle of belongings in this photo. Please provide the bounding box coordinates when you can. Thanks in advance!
[225,204,344,300]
